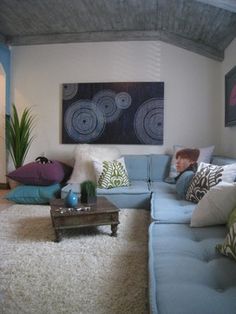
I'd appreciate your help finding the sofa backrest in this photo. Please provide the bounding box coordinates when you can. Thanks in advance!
[149,154,171,182]
[211,155,236,166]
[123,155,149,181]
[123,154,236,183]
[123,154,171,182]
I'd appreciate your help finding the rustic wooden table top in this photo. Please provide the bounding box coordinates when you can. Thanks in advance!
[50,196,119,217]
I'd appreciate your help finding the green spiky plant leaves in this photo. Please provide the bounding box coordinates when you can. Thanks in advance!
[80,180,97,204]
[6,104,35,169]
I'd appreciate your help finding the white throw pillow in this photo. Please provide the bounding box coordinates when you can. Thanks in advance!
[197,162,236,182]
[168,145,215,179]
[190,182,236,227]
[68,144,120,184]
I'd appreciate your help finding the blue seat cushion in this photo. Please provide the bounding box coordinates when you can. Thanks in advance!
[212,155,236,166]
[97,180,149,195]
[150,181,176,194]
[149,222,236,314]
[150,187,195,223]
[61,180,149,197]
[61,181,150,209]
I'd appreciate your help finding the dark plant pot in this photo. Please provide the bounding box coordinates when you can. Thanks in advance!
[81,195,97,205]
[80,180,97,205]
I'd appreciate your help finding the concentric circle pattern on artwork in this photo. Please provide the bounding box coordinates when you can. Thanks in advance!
[63,84,78,101]
[93,90,121,123]
[115,92,132,109]
[134,98,163,144]
[64,100,105,142]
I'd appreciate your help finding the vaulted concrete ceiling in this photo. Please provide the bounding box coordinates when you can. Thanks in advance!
[0,0,236,61]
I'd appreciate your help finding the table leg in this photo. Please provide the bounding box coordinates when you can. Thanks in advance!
[54,229,61,242]
[111,224,118,237]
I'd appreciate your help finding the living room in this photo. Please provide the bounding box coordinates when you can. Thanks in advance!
[6,39,236,166]
[1,1,236,313]
[0,3,235,170]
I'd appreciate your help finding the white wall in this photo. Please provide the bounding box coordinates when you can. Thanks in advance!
[11,41,221,166]
[220,38,236,157]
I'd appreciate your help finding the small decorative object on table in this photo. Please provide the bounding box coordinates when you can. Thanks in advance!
[65,189,78,208]
[80,180,97,204]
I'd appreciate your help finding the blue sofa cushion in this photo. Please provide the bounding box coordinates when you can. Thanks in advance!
[149,222,236,314]
[123,155,149,181]
[149,181,176,194]
[97,180,149,195]
[149,154,171,182]
[61,180,149,197]
[61,181,150,209]
[212,155,236,166]
[151,191,195,223]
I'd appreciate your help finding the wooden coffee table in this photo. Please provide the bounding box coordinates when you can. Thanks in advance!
[50,197,120,242]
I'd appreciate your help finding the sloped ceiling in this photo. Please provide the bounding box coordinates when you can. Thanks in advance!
[0,0,236,61]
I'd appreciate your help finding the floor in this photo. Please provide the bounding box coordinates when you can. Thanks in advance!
[0,189,13,210]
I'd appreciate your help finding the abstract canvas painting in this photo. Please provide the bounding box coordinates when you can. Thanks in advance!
[62,82,164,144]
[225,66,236,126]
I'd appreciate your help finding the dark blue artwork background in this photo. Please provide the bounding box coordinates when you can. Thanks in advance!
[62,82,164,144]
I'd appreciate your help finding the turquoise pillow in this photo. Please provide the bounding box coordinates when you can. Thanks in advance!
[176,171,194,199]
[5,184,61,204]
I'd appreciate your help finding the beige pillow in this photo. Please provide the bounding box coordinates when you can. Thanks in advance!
[191,182,236,227]
[68,144,120,184]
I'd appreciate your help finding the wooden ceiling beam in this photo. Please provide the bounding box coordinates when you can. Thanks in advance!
[7,29,224,61]
[195,0,236,13]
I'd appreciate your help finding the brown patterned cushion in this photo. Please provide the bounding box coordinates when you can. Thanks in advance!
[186,162,236,203]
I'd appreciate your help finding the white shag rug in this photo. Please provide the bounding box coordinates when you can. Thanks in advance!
[0,204,149,314]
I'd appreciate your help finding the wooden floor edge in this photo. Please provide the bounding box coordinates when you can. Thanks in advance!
[0,183,10,189]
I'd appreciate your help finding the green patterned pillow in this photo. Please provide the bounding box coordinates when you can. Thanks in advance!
[216,222,236,261]
[93,157,130,189]
[227,207,236,229]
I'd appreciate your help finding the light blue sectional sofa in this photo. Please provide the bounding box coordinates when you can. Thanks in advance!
[62,154,171,209]
[61,154,236,314]
[149,155,236,314]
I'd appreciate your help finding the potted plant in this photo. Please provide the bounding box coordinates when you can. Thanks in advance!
[6,104,35,169]
[80,180,97,204]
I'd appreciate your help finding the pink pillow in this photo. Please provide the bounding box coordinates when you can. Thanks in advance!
[7,161,72,186]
